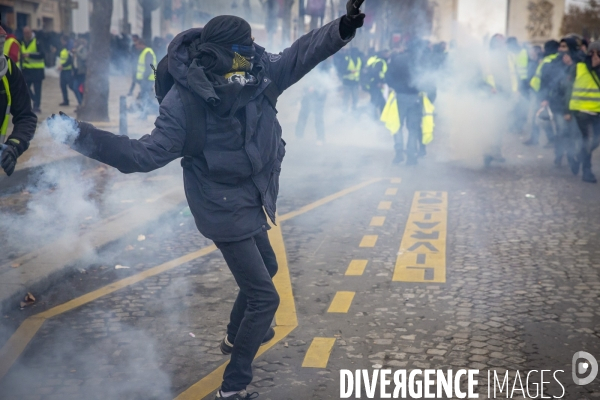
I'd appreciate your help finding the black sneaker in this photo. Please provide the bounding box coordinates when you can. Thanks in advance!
[219,327,276,355]
[392,152,404,164]
[568,156,580,175]
[582,170,597,183]
[215,390,259,399]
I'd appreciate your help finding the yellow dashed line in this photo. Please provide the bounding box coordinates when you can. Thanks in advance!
[359,235,378,247]
[370,216,386,226]
[378,201,391,210]
[302,338,337,368]
[385,188,398,196]
[327,291,355,313]
[345,260,368,276]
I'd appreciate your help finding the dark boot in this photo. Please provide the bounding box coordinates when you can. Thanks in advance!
[582,169,597,183]
[568,156,580,175]
[392,151,404,164]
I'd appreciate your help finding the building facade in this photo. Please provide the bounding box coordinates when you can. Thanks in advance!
[431,0,565,44]
[0,0,70,35]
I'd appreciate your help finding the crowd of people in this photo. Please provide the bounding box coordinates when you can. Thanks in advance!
[295,32,599,184]
[2,27,173,114]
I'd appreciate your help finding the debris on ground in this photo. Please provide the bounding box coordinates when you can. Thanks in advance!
[525,194,536,199]
[11,262,20,268]
[125,245,135,251]
[20,292,36,308]
[115,265,130,270]
[284,342,288,348]
[189,333,196,338]
[137,235,146,241]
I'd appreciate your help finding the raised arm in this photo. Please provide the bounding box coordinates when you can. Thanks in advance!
[266,1,365,92]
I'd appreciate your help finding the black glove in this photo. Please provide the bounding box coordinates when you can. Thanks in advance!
[47,111,81,145]
[1,141,19,176]
[344,0,366,28]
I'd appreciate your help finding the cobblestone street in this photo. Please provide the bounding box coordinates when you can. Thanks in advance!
[1,120,600,399]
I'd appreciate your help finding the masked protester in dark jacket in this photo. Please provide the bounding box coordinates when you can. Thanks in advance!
[47,3,365,399]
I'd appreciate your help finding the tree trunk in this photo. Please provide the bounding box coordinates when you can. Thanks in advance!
[142,4,152,44]
[77,0,113,122]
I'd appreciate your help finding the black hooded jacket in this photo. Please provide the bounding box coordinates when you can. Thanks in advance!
[71,18,352,242]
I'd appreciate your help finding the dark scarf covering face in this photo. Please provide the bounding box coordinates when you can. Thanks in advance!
[186,15,260,117]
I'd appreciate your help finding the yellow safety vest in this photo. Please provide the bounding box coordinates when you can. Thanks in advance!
[136,47,157,81]
[421,93,435,145]
[510,48,529,81]
[4,37,19,63]
[344,55,361,82]
[59,48,72,71]
[21,38,45,69]
[485,54,519,93]
[530,53,558,92]
[366,56,388,80]
[569,62,600,113]
[1,58,13,140]
[380,90,435,144]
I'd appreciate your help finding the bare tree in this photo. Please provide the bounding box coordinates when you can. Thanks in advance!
[562,0,600,39]
[77,0,113,122]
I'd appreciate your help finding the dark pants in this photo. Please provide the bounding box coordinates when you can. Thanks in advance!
[295,91,326,141]
[368,86,385,117]
[71,74,85,105]
[138,80,156,118]
[574,112,600,174]
[214,230,280,392]
[553,110,579,163]
[25,78,42,109]
[342,81,359,110]
[60,70,73,104]
[393,93,422,164]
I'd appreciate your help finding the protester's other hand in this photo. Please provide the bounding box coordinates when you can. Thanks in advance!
[46,111,81,145]
[1,142,19,176]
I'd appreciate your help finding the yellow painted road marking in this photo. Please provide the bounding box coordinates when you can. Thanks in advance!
[385,188,398,196]
[345,260,368,276]
[359,235,378,247]
[302,338,337,368]
[393,191,448,283]
[280,178,383,221]
[327,291,355,313]
[370,216,385,226]
[378,201,391,210]
[391,178,402,184]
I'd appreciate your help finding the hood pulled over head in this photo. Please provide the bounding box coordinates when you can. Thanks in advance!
[188,15,254,75]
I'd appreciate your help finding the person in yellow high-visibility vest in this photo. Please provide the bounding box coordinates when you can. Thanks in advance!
[57,35,73,106]
[564,41,600,183]
[334,46,363,110]
[363,51,388,117]
[524,40,559,146]
[0,24,37,176]
[3,28,20,64]
[20,27,45,113]
[133,38,157,119]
